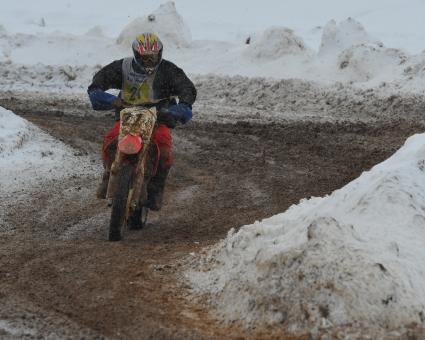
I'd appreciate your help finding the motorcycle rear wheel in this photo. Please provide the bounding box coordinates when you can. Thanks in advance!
[108,164,133,241]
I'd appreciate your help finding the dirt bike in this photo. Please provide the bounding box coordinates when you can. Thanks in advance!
[106,106,158,242]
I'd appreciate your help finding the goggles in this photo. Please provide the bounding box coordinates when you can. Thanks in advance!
[135,53,160,69]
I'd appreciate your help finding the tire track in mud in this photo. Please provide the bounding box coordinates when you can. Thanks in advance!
[1,111,425,339]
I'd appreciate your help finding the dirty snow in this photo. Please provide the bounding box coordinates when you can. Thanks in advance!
[187,133,425,333]
[0,106,95,194]
[2,74,425,127]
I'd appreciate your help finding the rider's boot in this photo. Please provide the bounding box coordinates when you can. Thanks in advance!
[96,171,110,199]
[147,165,170,211]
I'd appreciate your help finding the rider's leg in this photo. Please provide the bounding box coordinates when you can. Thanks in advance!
[147,124,172,211]
[97,121,120,199]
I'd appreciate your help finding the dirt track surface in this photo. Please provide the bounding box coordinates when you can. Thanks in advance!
[1,106,425,338]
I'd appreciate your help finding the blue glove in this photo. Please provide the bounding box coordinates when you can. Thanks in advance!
[88,88,117,110]
[168,103,192,124]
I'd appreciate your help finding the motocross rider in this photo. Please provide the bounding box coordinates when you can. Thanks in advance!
[87,32,197,211]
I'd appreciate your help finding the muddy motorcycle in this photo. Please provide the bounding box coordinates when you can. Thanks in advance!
[106,106,158,241]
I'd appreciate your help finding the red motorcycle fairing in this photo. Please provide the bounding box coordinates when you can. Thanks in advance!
[102,122,173,171]
[118,135,143,155]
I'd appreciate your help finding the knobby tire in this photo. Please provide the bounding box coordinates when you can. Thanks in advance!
[108,164,133,241]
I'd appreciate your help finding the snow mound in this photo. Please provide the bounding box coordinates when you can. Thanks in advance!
[337,44,407,82]
[0,108,31,156]
[0,107,94,193]
[0,61,100,92]
[116,1,191,48]
[319,18,382,56]
[244,27,309,59]
[404,52,425,81]
[187,133,425,333]
[0,24,6,37]
[85,26,104,37]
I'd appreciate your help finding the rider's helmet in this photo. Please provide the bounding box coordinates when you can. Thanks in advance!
[132,33,163,75]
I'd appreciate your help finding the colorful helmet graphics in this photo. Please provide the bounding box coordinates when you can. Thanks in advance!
[132,33,163,74]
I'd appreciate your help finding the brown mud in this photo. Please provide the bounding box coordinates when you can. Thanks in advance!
[1,109,425,339]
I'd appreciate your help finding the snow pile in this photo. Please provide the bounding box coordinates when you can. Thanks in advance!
[0,31,124,66]
[187,134,425,333]
[85,26,104,38]
[0,24,6,37]
[317,18,409,83]
[319,18,382,56]
[0,3,424,94]
[0,61,101,92]
[1,0,425,53]
[0,107,94,193]
[245,27,310,59]
[116,1,191,48]
[404,52,425,83]
[337,44,408,82]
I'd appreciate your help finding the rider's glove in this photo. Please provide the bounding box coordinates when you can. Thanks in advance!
[168,102,192,124]
[88,88,117,110]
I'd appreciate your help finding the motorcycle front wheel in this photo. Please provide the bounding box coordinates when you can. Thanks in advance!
[108,164,133,241]
[128,205,149,230]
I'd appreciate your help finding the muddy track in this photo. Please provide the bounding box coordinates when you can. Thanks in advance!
[1,110,425,339]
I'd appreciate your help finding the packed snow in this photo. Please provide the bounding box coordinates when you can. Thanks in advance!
[0,106,95,194]
[187,133,425,333]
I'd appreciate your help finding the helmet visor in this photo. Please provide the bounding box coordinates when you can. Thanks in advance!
[135,53,160,69]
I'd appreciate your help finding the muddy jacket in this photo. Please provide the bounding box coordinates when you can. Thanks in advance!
[87,58,197,125]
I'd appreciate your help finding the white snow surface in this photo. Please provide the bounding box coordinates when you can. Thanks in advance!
[0,2,425,94]
[187,134,425,331]
[319,18,382,56]
[1,0,425,54]
[244,27,310,60]
[0,106,93,194]
[117,2,191,48]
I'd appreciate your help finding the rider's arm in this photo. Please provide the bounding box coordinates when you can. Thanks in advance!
[87,59,123,110]
[167,64,197,123]
[87,89,118,110]
[170,65,197,106]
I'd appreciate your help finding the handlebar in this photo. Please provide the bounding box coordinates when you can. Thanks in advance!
[114,98,179,128]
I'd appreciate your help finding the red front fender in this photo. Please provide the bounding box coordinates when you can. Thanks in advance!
[118,135,143,155]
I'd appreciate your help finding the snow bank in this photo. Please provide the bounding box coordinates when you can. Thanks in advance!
[116,1,191,48]
[337,44,408,82]
[0,106,94,193]
[0,61,100,91]
[318,19,410,84]
[319,18,382,56]
[404,52,425,83]
[0,24,6,37]
[187,134,425,333]
[85,26,104,38]
[1,4,425,97]
[244,27,310,59]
